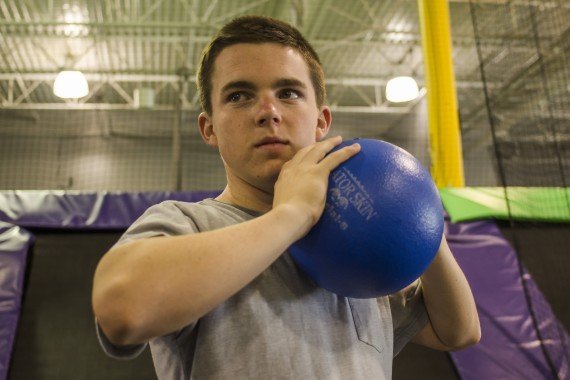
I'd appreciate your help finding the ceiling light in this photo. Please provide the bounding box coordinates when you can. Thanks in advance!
[53,70,89,99]
[385,76,419,103]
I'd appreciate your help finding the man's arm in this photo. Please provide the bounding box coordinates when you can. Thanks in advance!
[92,137,360,346]
[93,205,311,346]
[412,235,481,351]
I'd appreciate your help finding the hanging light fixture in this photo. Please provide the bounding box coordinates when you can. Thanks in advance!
[385,76,419,103]
[53,70,89,99]
[53,2,89,100]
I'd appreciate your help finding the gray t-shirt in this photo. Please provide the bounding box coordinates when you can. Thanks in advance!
[97,199,429,379]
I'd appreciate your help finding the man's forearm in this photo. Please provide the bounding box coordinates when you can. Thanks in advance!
[92,204,310,346]
[419,236,481,349]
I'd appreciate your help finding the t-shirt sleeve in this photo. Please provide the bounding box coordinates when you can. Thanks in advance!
[388,279,429,356]
[115,201,201,246]
[96,319,148,360]
[96,201,201,359]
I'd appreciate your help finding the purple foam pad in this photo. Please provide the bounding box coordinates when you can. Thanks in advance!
[446,219,569,380]
[0,222,33,380]
[1,191,568,379]
[0,191,220,230]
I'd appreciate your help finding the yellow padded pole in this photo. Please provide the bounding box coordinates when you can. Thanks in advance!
[418,0,465,188]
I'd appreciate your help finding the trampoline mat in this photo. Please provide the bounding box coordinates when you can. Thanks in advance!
[8,231,156,380]
[7,230,459,380]
[497,221,570,331]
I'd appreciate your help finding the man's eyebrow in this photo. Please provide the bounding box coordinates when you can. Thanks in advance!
[221,80,257,94]
[220,78,307,94]
[273,78,307,89]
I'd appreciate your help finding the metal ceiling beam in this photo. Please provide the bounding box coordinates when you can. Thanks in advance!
[446,0,565,7]
[1,20,558,48]
[0,72,496,90]
[0,73,181,82]
[0,19,216,30]
[0,102,423,114]
[0,76,426,114]
[0,73,428,114]
[0,72,493,115]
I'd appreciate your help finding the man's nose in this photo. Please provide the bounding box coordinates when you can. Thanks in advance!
[255,95,282,127]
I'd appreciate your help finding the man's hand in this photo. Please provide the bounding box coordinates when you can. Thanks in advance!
[272,136,361,238]
[93,137,359,346]
[94,137,359,346]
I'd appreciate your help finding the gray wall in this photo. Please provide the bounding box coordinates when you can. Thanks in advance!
[0,107,499,191]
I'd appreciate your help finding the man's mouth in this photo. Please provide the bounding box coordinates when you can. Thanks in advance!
[255,137,289,147]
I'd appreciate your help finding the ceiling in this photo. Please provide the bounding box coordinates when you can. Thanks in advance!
[0,0,568,132]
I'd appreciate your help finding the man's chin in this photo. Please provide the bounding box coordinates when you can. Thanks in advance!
[254,170,282,193]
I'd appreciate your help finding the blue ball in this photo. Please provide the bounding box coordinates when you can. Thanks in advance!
[289,138,444,298]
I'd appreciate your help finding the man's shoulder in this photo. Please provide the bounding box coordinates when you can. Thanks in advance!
[143,198,216,214]
[145,198,256,226]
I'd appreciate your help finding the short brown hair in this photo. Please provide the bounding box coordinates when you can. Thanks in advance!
[196,15,326,115]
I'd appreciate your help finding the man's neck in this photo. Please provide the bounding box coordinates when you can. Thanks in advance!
[215,183,273,214]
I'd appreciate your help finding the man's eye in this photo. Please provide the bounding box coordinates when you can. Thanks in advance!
[280,89,300,100]
[228,92,251,103]
[228,93,243,102]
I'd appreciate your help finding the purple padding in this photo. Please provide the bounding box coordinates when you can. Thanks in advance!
[0,191,219,379]
[0,222,32,380]
[447,219,569,380]
[2,191,568,379]
[0,191,220,229]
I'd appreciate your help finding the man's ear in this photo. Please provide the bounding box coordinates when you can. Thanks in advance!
[316,106,332,141]
[198,112,218,147]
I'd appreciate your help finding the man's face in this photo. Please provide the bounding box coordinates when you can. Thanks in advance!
[199,43,331,193]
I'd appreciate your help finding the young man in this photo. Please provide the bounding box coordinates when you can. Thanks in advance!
[92,15,480,379]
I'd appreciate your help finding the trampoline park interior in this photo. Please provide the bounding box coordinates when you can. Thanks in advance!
[0,0,568,379]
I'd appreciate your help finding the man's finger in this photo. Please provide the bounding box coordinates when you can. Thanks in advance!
[300,136,343,164]
[319,143,361,172]
[287,136,342,164]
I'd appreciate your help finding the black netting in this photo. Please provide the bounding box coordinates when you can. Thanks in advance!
[468,2,570,377]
